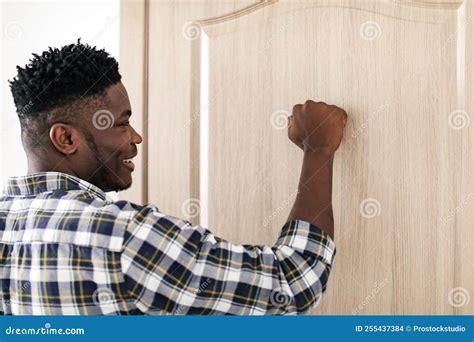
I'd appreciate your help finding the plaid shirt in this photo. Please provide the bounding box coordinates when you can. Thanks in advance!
[0,172,336,315]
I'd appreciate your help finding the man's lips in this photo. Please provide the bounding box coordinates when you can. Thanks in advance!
[123,159,135,171]
[123,153,137,172]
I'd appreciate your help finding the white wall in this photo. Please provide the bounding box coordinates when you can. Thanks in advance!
[0,0,120,194]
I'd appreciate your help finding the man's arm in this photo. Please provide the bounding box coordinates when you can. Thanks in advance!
[287,150,335,239]
[121,100,346,315]
[286,100,348,240]
[122,206,336,315]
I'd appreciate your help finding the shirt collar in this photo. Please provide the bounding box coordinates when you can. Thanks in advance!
[1,171,112,201]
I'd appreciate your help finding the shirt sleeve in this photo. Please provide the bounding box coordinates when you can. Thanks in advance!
[121,204,336,315]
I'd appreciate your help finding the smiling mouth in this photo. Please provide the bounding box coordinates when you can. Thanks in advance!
[123,158,135,172]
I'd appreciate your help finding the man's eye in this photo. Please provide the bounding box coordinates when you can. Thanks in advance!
[120,121,130,126]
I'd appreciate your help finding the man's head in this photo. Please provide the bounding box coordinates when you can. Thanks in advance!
[9,39,142,192]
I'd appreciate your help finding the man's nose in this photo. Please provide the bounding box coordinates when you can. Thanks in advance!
[131,127,143,145]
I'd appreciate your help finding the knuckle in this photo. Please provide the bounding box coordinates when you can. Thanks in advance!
[338,108,348,118]
[329,105,347,117]
[292,104,303,116]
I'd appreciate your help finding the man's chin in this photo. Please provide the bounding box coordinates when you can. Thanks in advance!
[114,175,133,192]
[102,174,133,193]
[115,182,132,192]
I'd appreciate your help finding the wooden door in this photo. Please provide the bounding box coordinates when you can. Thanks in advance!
[120,0,474,315]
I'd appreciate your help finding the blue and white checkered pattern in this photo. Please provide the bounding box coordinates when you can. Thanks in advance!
[0,172,336,315]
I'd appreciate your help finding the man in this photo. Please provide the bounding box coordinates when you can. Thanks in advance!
[1,40,347,315]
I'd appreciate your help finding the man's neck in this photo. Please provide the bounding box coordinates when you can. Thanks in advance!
[26,159,77,178]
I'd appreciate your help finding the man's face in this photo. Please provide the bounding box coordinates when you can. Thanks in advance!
[74,81,143,192]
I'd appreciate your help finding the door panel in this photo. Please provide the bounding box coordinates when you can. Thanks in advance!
[121,0,474,315]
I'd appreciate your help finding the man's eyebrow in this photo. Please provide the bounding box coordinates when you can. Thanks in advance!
[120,110,132,118]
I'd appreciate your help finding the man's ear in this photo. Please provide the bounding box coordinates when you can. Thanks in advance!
[49,123,81,155]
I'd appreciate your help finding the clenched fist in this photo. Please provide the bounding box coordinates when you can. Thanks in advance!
[288,100,348,155]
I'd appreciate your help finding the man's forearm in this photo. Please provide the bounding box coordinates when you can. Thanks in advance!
[287,150,335,239]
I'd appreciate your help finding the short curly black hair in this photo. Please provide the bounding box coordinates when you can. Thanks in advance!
[9,39,121,120]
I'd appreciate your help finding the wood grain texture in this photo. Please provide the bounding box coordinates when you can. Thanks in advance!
[118,0,148,205]
[390,0,463,9]
[455,0,474,315]
[121,0,474,314]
